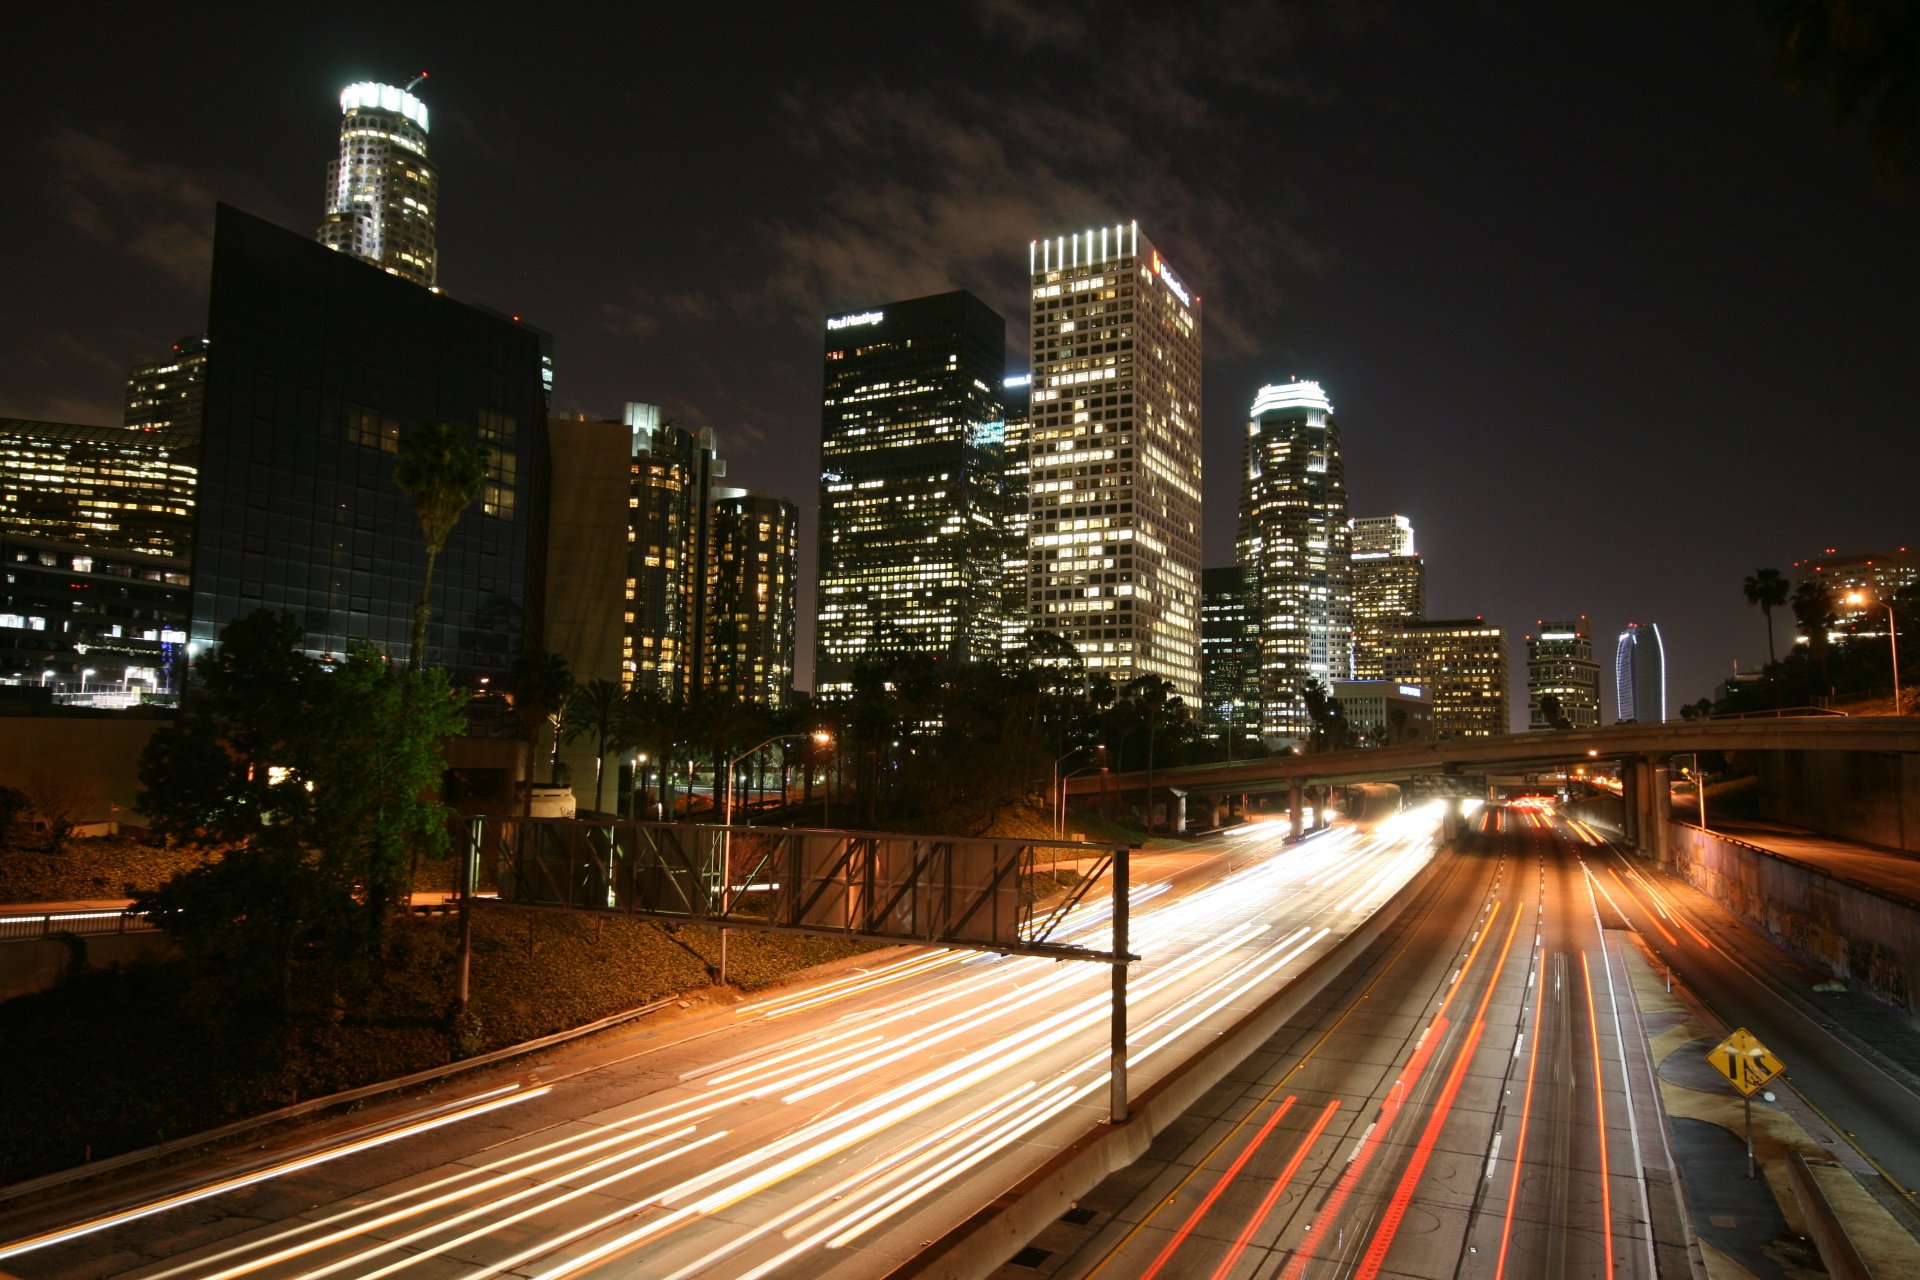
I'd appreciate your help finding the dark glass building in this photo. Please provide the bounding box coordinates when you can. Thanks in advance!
[192,205,546,676]
[708,490,798,706]
[1200,565,1260,752]
[816,291,1009,694]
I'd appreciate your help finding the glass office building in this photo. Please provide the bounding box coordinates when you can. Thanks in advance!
[193,204,546,677]
[816,291,1010,694]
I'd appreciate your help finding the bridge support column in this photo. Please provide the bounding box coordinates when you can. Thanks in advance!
[1625,756,1672,863]
[1289,781,1304,840]
[1441,796,1466,842]
[1169,788,1188,836]
[1314,786,1330,831]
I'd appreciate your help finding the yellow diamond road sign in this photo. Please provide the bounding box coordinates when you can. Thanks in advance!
[1709,1027,1784,1096]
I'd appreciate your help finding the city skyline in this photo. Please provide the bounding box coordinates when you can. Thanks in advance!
[5,7,1917,726]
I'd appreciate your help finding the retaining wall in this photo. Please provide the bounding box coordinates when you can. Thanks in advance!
[1667,822,1920,1018]
[0,932,175,1002]
[1751,749,1920,855]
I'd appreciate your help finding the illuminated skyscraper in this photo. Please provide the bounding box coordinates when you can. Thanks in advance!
[1616,621,1666,723]
[625,405,720,700]
[816,291,1010,694]
[1350,513,1424,680]
[1380,619,1509,738]
[1028,224,1202,699]
[1201,565,1260,752]
[1527,616,1601,729]
[1238,380,1351,741]
[318,79,438,288]
[708,491,798,707]
[125,335,209,434]
[998,373,1034,653]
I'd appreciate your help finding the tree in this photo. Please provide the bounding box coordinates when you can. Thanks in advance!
[1744,567,1790,666]
[1792,579,1837,696]
[562,678,625,815]
[1537,693,1573,732]
[394,422,490,674]
[1742,0,1920,192]
[502,648,573,817]
[135,611,463,1010]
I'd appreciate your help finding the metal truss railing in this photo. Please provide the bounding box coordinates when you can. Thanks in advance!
[465,817,1128,963]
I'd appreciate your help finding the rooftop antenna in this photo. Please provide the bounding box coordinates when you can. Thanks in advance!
[404,70,429,92]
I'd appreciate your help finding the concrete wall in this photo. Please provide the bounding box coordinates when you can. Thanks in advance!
[0,932,175,1002]
[0,713,167,824]
[1562,794,1625,836]
[1752,749,1920,854]
[1669,822,1920,1018]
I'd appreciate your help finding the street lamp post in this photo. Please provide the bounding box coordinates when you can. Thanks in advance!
[1845,592,1901,713]
[718,730,832,986]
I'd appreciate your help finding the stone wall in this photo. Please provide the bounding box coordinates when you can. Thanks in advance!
[1668,822,1920,1018]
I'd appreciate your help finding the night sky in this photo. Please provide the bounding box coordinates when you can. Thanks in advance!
[8,3,1916,724]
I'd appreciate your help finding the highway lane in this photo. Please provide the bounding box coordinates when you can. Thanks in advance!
[1582,818,1920,1212]
[0,807,1447,1280]
[1021,802,1667,1279]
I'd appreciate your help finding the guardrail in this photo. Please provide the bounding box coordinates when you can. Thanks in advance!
[0,908,154,943]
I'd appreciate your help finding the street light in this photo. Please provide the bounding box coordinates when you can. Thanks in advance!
[630,752,649,820]
[718,730,832,987]
[1845,591,1901,713]
[1058,757,1108,841]
[1053,746,1093,840]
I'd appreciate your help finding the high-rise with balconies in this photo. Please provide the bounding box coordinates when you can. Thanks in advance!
[318,79,438,288]
[1027,223,1202,700]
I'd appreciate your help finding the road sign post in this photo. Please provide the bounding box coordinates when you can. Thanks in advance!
[1707,1027,1785,1179]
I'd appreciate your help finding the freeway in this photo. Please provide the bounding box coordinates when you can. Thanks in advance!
[0,808,1447,1279]
[1014,802,1682,1279]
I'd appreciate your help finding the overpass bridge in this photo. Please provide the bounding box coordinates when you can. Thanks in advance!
[1064,715,1920,848]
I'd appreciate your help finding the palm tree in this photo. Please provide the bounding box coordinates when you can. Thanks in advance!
[503,649,573,820]
[1743,568,1790,666]
[1124,674,1173,831]
[1791,580,1836,698]
[394,422,491,673]
[562,678,624,815]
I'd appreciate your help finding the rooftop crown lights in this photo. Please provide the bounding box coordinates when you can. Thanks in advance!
[1250,381,1334,417]
[340,82,429,131]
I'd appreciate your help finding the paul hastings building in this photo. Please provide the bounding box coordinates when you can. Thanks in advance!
[191,205,546,676]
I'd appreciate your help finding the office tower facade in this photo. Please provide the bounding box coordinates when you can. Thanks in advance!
[998,373,1034,653]
[626,406,721,700]
[1380,619,1509,738]
[1527,616,1602,729]
[125,335,210,434]
[1792,547,1915,639]
[1,418,196,693]
[1615,621,1666,723]
[1350,513,1425,681]
[1330,678,1433,745]
[1238,380,1351,742]
[1,418,197,557]
[816,292,1010,694]
[1200,565,1261,752]
[1028,224,1203,700]
[708,491,798,707]
[194,205,545,674]
[318,81,438,288]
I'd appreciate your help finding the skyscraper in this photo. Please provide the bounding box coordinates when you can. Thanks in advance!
[1527,616,1601,729]
[194,205,545,674]
[816,291,1010,694]
[707,491,798,707]
[626,405,721,700]
[1616,621,1666,723]
[1350,513,1424,681]
[1238,380,1351,741]
[998,373,1034,654]
[318,80,438,288]
[1,417,197,692]
[1380,619,1509,738]
[1200,565,1260,752]
[1028,224,1203,699]
[124,335,209,434]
